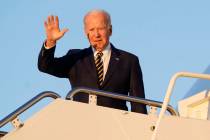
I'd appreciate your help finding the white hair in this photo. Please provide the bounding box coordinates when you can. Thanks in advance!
[83,9,112,27]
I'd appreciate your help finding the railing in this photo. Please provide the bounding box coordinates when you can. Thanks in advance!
[66,87,179,116]
[0,131,7,138]
[0,91,60,129]
[151,72,210,140]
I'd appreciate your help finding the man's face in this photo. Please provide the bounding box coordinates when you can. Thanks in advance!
[85,13,112,51]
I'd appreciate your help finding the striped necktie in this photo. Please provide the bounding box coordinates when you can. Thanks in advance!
[95,52,104,88]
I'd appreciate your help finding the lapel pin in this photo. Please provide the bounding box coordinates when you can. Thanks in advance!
[115,57,120,61]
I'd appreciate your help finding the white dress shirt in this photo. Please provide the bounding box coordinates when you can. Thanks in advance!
[92,43,111,80]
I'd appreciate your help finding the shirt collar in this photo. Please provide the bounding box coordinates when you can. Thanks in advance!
[92,43,111,57]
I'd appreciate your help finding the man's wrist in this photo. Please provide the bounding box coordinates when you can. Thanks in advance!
[45,39,56,49]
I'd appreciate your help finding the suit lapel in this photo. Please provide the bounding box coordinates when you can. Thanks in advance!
[102,44,121,87]
[85,47,98,84]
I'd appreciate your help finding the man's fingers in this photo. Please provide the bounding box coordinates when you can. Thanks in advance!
[46,15,59,27]
[47,16,51,24]
[61,28,69,35]
[55,16,59,28]
[45,15,68,40]
[51,16,54,24]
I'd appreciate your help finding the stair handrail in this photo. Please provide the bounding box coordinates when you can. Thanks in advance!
[0,91,61,128]
[151,72,210,140]
[66,87,178,116]
[0,131,7,138]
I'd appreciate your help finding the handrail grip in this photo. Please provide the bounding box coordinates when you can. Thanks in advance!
[0,131,8,138]
[0,91,61,128]
[151,72,210,140]
[66,87,178,116]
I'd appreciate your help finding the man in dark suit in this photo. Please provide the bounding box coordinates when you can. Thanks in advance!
[38,9,147,114]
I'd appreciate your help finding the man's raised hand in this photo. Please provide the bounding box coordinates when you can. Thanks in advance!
[44,15,69,48]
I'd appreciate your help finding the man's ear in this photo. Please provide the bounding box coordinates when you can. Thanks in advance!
[84,27,89,39]
[109,25,112,36]
[87,33,90,40]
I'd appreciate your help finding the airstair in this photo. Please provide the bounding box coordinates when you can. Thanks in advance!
[1,72,210,140]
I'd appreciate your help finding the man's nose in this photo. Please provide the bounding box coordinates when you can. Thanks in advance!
[93,29,100,37]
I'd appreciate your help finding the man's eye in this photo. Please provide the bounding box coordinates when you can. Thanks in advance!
[89,28,94,31]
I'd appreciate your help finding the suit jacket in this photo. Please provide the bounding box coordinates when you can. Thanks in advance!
[38,43,147,114]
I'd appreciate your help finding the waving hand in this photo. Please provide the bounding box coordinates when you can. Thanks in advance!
[44,16,69,48]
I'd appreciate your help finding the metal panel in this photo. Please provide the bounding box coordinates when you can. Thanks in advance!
[2,99,210,140]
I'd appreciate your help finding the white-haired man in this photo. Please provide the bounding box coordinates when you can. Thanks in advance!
[38,9,147,114]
